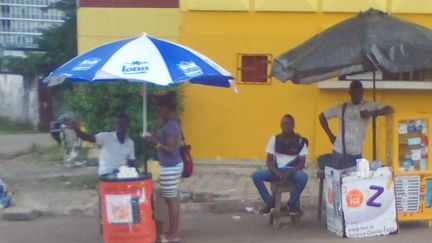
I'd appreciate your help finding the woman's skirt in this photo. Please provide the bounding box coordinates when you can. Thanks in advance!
[159,163,183,198]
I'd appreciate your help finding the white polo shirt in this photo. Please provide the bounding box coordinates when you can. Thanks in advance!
[266,136,308,169]
[95,132,135,176]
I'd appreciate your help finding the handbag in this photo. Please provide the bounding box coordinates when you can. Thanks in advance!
[179,125,193,178]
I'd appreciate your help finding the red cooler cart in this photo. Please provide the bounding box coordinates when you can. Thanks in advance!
[99,173,156,243]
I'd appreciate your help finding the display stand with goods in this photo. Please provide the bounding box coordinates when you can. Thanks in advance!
[386,113,432,227]
[325,165,398,238]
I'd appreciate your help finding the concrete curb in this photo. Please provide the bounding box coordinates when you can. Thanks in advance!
[2,207,41,221]
[39,207,99,217]
[9,195,319,217]
[181,197,319,214]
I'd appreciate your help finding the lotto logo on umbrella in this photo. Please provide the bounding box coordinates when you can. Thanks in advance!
[178,61,203,78]
[72,58,101,71]
[122,61,149,74]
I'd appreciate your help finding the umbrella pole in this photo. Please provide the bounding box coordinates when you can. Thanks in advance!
[372,71,377,160]
[142,84,147,135]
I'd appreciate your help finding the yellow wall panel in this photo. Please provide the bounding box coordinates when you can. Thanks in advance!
[391,0,432,14]
[255,0,318,12]
[179,0,188,11]
[185,0,250,11]
[77,8,181,52]
[179,11,432,161]
[322,0,386,12]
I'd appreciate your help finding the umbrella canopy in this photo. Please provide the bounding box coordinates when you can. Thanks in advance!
[271,8,432,84]
[271,8,432,161]
[44,34,234,133]
[44,33,233,87]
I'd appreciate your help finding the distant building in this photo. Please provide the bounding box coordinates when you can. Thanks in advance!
[0,0,64,55]
[0,1,64,130]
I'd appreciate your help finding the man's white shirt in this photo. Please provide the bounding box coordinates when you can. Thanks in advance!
[266,136,308,169]
[95,132,135,175]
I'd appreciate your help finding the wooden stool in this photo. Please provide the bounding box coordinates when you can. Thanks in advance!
[316,169,325,221]
[269,181,302,227]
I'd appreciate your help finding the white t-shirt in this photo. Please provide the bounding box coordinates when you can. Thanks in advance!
[95,132,135,175]
[266,136,308,169]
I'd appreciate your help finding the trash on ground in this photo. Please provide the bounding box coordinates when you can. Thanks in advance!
[245,206,256,214]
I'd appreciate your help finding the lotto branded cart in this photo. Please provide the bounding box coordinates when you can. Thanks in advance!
[99,173,156,243]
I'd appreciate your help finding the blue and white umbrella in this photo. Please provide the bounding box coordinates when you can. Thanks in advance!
[44,33,233,87]
[44,34,234,133]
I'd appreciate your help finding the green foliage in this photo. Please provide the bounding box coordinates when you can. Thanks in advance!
[37,0,77,76]
[0,0,77,115]
[38,175,99,190]
[1,0,186,165]
[65,83,183,163]
[1,53,46,80]
[1,0,77,79]
[0,118,35,133]
[28,144,64,164]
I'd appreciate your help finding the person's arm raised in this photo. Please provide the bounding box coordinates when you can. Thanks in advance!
[360,105,394,118]
[373,105,394,117]
[69,121,96,143]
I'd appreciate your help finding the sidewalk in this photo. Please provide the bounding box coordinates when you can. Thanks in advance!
[178,159,320,213]
[1,143,321,217]
[0,133,320,216]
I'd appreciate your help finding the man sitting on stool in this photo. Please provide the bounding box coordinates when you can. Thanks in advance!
[252,114,308,215]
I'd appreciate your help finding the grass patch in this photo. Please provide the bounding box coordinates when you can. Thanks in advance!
[28,144,64,165]
[86,158,99,167]
[28,144,97,167]
[38,175,99,190]
[0,118,35,133]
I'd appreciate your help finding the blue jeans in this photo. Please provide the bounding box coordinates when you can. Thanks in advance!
[251,168,308,208]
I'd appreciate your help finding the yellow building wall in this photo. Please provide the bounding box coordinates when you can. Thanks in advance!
[77,7,182,53]
[77,1,432,163]
[179,11,432,162]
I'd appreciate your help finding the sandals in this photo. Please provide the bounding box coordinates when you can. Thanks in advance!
[157,234,180,243]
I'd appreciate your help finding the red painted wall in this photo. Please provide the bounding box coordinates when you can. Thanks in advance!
[79,0,179,8]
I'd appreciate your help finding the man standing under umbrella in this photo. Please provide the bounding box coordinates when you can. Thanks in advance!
[69,114,136,176]
[319,80,394,169]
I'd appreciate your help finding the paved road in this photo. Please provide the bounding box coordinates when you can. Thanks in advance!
[0,133,55,155]
[0,215,101,243]
[0,212,430,243]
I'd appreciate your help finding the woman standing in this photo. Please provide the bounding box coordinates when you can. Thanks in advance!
[145,92,183,243]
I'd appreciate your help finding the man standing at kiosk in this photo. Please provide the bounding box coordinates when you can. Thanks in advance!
[69,114,136,176]
[319,80,394,169]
